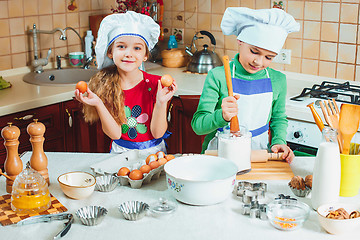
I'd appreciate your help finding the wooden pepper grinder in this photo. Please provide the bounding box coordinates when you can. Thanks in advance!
[27,119,49,185]
[1,123,23,193]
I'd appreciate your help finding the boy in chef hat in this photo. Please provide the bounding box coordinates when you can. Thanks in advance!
[75,11,177,155]
[192,7,299,163]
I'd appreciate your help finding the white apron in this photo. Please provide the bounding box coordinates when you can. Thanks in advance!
[207,65,273,150]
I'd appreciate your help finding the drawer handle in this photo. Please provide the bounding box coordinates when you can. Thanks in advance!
[167,103,173,122]
[65,109,73,128]
[14,114,35,121]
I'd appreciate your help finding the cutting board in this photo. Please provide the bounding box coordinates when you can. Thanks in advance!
[237,161,294,180]
[0,194,67,226]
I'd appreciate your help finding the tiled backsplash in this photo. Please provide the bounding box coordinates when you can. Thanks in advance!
[0,0,114,70]
[1,0,360,82]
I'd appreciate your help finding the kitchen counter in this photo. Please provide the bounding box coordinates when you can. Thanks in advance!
[0,152,359,239]
[2,62,359,122]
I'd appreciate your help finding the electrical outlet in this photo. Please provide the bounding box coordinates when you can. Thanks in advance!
[273,49,291,64]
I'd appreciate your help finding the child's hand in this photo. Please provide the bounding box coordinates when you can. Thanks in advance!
[156,79,178,104]
[221,95,240,121]
[271,144,295,163]
[74,88,102,107]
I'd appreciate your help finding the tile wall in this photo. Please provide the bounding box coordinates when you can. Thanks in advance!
[1,0,360,82]
[0,0,115,70]
[164,0,360,81]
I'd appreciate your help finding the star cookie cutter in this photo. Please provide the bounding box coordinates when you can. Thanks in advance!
[236,181,267,203]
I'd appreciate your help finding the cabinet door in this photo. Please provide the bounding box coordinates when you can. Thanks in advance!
[62,100,111,153]
[166,95,204,154]
[0,103,64,169]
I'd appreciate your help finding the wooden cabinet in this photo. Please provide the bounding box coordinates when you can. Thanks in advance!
[62,100,111,153]
[166,95,205,154]
[0,94,202,168]
[0,103,65,169]
[0,100,111,169]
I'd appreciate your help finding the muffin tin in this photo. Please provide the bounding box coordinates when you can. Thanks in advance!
[90,150,170,189]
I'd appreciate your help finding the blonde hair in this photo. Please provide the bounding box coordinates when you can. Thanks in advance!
[82,40,150,125]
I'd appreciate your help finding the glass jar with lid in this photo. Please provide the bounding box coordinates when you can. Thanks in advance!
[11,162,51,214]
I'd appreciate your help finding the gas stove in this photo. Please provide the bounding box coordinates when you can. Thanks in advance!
[286,80,360,153]
[290,81,360,105]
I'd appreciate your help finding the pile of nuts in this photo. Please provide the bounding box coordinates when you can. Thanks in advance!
[326,208,360,220]
[289,175,312,190]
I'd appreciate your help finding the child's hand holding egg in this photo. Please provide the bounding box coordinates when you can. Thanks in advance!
[76,81,88,94]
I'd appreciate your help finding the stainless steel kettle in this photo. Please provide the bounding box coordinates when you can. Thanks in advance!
[185,31,223,73]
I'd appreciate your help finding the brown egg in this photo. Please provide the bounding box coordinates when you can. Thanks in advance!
[129,169,143,180]
[158,158,167,166]
[160,74,173,87]
[139,165,151,174]
[146,154,158,165]
[156,151,166,159]
[118,167,130,176]
[165,154,175,161]
[149,161,160,170]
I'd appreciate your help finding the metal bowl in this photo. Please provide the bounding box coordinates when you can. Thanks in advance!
[95,175,119,192]
[118,201,149,221]
[289,185,311,198]
[76,206,108,226]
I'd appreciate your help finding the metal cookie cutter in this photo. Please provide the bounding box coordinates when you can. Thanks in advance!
[236,181,267,202]
[240,201,268,220]
[236,181,268,220]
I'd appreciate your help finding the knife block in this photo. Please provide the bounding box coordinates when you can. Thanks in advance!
[1,123,23,193]
[27,119,49,185]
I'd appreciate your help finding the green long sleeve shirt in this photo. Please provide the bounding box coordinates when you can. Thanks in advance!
[191,53,288,153]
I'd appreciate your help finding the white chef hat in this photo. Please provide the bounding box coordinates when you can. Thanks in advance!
[95,11,160,69]
[221,7,300,54]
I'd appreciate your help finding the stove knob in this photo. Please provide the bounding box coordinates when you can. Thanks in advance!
[294,131,302,139]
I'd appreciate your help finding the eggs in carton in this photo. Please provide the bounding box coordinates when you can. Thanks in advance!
[90,150,175,189]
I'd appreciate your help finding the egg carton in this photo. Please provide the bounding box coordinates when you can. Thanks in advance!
[90,150,167,189]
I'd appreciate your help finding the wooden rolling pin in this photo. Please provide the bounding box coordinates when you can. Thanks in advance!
[204,149,284,162]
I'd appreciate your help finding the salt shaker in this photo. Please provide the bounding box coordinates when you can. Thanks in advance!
[1,122,23,193]
[311,127,341,210]
[27,119,49,185]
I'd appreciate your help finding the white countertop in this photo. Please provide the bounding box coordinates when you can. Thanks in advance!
[0,152,359,239]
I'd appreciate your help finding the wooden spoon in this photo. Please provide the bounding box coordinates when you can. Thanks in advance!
[223,55,239,133]
[339,103,360,154]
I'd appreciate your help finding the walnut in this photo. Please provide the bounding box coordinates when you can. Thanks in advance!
[304,175,312,189]
[336,208,350,219]
[326,208,351,219]
[349,211,360,219]
[289,176,306,190]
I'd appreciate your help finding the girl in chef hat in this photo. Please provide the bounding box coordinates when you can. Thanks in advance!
[192,7,299,163]
[75,11,177,155]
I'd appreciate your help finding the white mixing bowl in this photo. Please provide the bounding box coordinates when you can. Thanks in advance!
[164,155,238,205]
[58,171,96,200]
